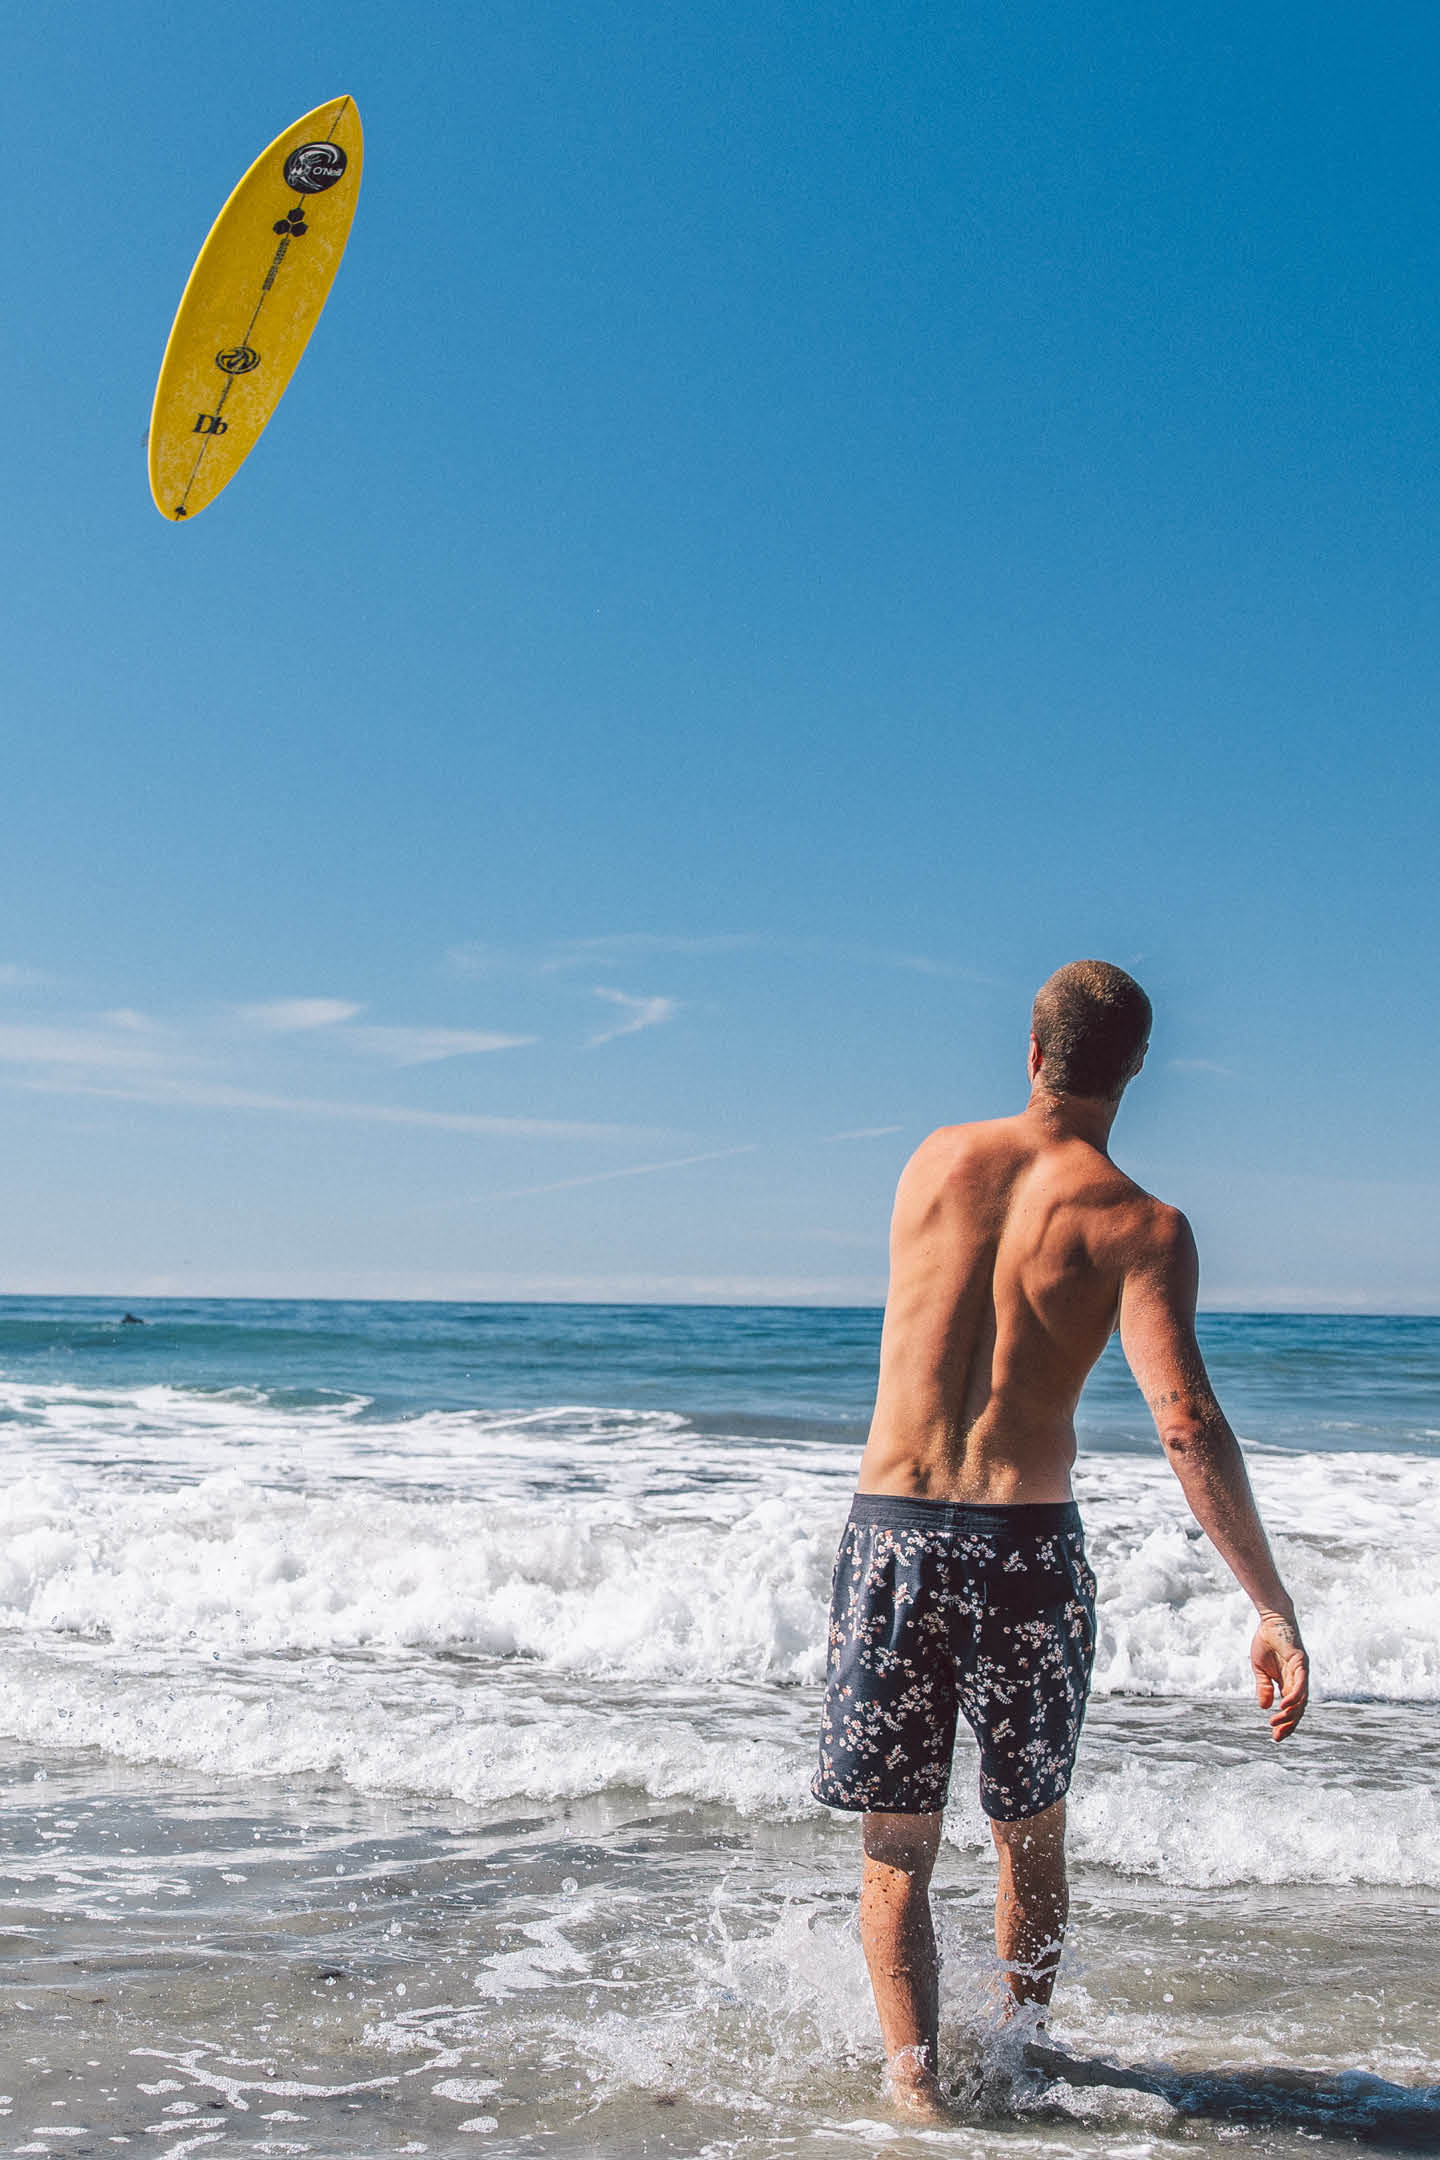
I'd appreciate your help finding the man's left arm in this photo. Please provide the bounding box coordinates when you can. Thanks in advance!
[1118,1206,1310,1742]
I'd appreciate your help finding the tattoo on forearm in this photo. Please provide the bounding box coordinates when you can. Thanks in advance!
[1147,1383,1222,1433]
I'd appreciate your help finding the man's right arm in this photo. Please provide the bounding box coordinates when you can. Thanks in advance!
[1117,1204,1309,1742]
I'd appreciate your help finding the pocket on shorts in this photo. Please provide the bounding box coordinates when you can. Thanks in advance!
[983,1558,1071,1618]
[1060,1542,1098,1672]
[1065,1541,1098,1609]
[829,1522,907,1661]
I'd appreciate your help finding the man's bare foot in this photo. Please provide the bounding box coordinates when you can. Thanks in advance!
[884,2046,955,2124]
[887,2076,954,2125]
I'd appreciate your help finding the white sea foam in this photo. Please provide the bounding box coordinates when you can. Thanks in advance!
[1,1436,1438,1700]
[1063,1750,1440,1889]
[2,1641,1437,1888]
[1076,1449,1440,1703]
[2,1379,1438,1886]
[0,1647,806,1822]
[0,1467,833,1677]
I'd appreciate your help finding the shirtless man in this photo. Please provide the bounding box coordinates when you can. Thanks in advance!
[812,961,1309,2118]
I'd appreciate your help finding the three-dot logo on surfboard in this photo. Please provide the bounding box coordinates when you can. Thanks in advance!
[273,144,348,237]
[215,346,261,375]
[283,142,348,193]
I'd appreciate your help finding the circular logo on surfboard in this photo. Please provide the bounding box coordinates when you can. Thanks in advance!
[215,346,261,375]
[283,142,348,194]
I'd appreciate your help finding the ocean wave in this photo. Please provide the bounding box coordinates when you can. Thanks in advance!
[0,1469,833,1678]
[3,1649,1436,1890]
[1062,1750,1440,1889]
[1,1448,1438,1703]
[0,1650,804,1821]
[0,1375,807,1498]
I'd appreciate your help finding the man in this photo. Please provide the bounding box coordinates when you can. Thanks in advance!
[812,960,1309,2119]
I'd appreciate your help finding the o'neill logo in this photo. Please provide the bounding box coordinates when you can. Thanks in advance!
[283,141,348,193]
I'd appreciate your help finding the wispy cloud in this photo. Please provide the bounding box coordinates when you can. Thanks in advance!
[346,1025,535,1065]
[1169,1058,1234,1078]
[0,964,48,990]
[501,1143,756,1199]
[587,988,680,1046]
[232,999,531,1062]
[445,942,508,978]
[236,998,363,1032]
[549,932,977,978]
[874,950,957,978]
[0,992,647,1151]
[449,931,983,982]
[35,1074,651,1143]
[0,1023,175,1072]
[821,1124,904,1143]
[546,933,761,972]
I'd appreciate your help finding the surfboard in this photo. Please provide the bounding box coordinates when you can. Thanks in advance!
[148,96,363,521]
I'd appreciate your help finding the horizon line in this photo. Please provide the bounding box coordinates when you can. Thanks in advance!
[0,1285,1436,1318]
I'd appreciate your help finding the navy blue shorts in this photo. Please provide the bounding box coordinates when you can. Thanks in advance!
[812,1494,1097,1822]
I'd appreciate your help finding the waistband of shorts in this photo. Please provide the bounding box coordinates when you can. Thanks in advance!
[847,1491,1083,1539]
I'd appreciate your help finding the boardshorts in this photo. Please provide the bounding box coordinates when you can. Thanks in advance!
[812,1493,1097,1822]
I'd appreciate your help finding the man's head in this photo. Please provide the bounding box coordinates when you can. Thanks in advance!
[1030,960,1152,1101]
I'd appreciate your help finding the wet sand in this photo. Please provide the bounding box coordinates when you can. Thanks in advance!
[4,1730,1440,2160]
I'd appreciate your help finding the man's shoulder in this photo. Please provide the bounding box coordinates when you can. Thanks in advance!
[913,1112,1029,1155]
[1047,1147,1192,1262]
[1108,1186,1196,1271]
[903,1116,1025,1180]
[1105,1167,1189,1240]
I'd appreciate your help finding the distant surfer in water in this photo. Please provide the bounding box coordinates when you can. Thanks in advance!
[812,961,1309,2121]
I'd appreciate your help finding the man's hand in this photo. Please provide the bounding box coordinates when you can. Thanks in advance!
[1251,1613,1309,1741]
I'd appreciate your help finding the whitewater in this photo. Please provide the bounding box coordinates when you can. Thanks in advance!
[1,1297,1438,2156]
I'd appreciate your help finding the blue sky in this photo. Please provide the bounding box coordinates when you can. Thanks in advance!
[2,2,1437,1306]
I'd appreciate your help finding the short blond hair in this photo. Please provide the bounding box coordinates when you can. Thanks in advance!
[1032,961,1151,1099]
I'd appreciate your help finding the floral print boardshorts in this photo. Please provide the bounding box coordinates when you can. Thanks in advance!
[812,1493,1097,1823]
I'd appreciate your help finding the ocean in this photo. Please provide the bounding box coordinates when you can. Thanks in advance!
[1,1297,1437,2158]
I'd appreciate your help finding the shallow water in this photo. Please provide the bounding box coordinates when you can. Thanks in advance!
[4,1738,1439,2157]
[1,1300,1438,2155]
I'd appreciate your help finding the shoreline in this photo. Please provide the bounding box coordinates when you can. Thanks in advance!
[4,1735,1439,2157]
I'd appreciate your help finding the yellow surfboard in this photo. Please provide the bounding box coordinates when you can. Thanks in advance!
[149,97,363,521]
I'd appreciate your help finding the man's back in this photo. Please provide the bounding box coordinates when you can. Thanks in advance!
[859,1105,1170,1505]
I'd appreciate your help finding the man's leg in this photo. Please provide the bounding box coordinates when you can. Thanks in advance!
[989,1796,1068,2012]
[860,1810,946,2115]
